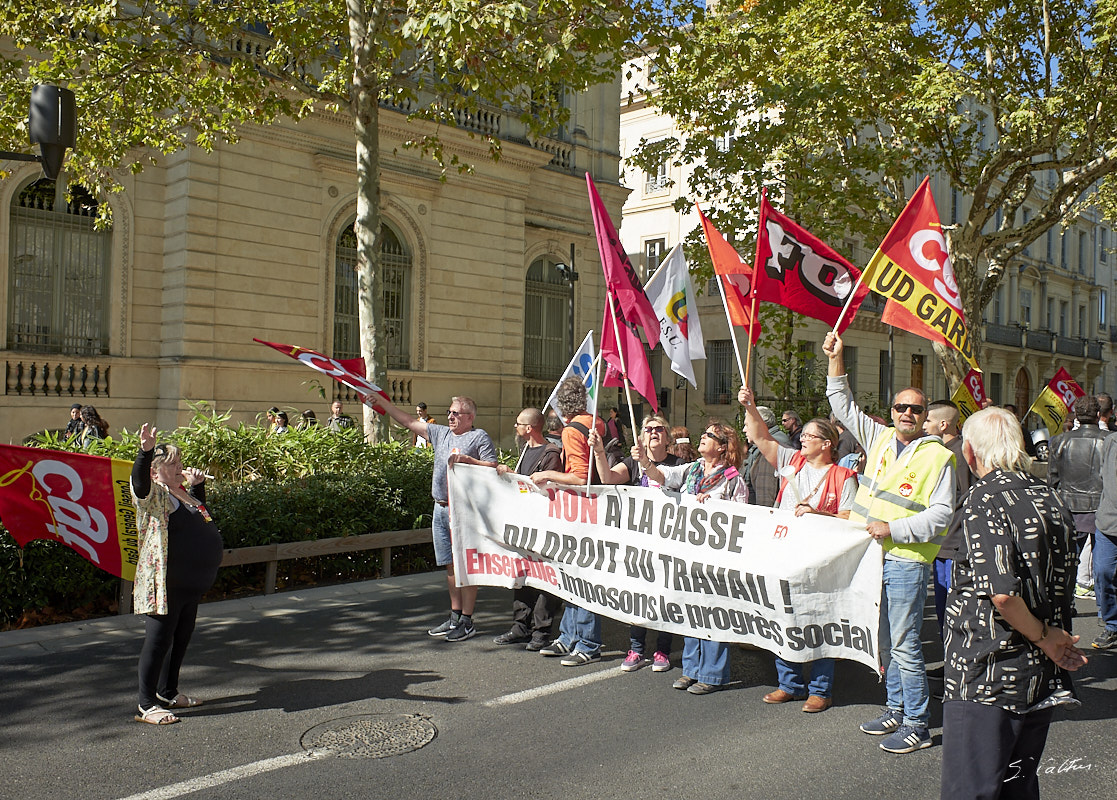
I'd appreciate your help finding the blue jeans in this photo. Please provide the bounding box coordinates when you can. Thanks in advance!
[432,503,452,566]
[775,657,834,698]
[630,626,672,656]
[933,557,952,638]
[681,637,731,685]
[1094,531,1117,632]
[557,604,601,656]
[879,558,931,728]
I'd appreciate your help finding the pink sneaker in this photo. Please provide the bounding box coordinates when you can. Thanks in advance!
[621,650,650,672]
[651,651,671,672]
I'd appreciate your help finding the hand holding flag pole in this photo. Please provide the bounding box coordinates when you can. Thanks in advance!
[587,350,604,492]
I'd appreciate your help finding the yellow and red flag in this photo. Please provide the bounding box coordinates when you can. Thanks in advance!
[1028,367,1085,435]
[697,205,760,343]
[863,178,977,370]
[949,368,988,422]
[0,445,139,580]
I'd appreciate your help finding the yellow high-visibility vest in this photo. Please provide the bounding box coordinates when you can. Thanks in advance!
[849,429,955,564]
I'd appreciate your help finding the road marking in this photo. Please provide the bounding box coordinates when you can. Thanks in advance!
[483,666,623,707]
[113,751,329,800]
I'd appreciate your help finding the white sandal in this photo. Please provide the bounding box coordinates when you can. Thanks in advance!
[135,705,180,725]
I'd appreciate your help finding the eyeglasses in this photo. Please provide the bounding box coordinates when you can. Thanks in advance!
[153,444,168,457]
[892,403,926,415]
[702,430,726,443]
[644,425,667,434]
[447,410,466,418]
[513,420,531,428]
[799,432,827,442]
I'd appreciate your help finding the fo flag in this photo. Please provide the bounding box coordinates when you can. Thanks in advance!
[697,205,760,343]
[950,369,988,422]
[545,331,598,422]
[586,174,659,349]
[255,339,388,411]
[863,178,977,370]
[1028,367,1084,435]
[644,245,705,388]
[754,194,868,334]
[0,444,139,580]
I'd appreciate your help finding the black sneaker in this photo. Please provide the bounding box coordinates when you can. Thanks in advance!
[428,614,461,637]
[525,637,551,652]
[539,640,572,657]
[493,631,531,645]
[446,621,476,642]
[860,708,903,735]
[1092,629,1117,649]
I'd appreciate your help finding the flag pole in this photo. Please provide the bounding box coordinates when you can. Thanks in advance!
[745,187,768,387]
[587,351,604,492]
[714,272,747,386]
[605,292,644,445]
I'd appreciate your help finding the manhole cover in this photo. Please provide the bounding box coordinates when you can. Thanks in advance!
[300,714,437,759]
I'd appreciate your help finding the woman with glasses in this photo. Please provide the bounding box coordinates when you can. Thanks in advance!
[589,415,680,673]
[639,420,748,695]
[739,385,859,713]
[130,424,224,724]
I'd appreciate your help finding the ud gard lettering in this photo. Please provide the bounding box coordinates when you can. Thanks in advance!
[449,465,883,671]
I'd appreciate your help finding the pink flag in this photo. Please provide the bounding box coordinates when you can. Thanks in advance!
[601,294,659,412]
[587,174,660,349]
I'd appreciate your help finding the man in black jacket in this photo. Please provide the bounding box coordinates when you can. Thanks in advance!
[1047,395,1109,597]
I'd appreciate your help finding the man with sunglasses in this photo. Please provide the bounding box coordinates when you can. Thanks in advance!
[375,394,497,642]
[824,331,955,754]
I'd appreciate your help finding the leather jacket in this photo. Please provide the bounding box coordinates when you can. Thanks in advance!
[1047,425,1112,513]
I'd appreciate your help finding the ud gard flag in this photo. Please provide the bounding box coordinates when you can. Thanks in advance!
[697,205,761,342]
[863,178,978,370]
[754,193,869,334]
[0,444,139,580]
[1029,367,1085,434]
[950,369,988,422]
[644,244,705,387]
[545,331,598,422]
[449,465,883,670]
[255,338,389,410]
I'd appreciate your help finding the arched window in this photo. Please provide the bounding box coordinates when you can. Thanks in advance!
[523,256,570,380]
[334,221,411,369]
[7,178,110,354]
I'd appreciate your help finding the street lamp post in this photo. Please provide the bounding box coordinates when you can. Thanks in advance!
[0,85,76,181]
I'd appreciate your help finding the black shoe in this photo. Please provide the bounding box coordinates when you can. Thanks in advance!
[493,631,531,645]
[539,640,572,657]
[1092,629,1117,649]
[525,637,551,652]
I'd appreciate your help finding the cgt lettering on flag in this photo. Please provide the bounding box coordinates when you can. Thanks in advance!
[868,259,975,363]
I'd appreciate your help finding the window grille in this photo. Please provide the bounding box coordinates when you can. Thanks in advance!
[334,222,411,369]
[523,257,570,380]
[7,178,110,355]
[704,340,733,404]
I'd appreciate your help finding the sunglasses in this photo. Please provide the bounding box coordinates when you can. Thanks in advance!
[702,430,727,443]
[644,425,667,434]
[892,403,925,415]
[799,432,827,441]
[447,410,464,417]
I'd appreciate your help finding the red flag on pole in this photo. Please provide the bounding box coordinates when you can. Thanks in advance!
[254,339,389,411]
[754,194,869,334]
[586,173,660,349]
[601,293,659,412]
[697,205,760,343]
[863,177,977,369]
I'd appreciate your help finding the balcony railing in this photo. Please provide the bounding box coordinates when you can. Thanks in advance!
[984,323,1022,347]
[1088,341,1103,360]
[1026,330,1053,351]
[5,360,110,398]
[1055,337,1085,357]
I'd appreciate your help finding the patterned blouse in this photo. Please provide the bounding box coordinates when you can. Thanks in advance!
[131,478,176,615]
[942,469,1079,712]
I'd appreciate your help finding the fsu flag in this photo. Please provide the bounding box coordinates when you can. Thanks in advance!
[0,445,139,580]
[602,293,659,412]
[863,178,978,370]
[754,194,868,334]
[950,369,988,422]
[586,174,659,349]
[644,244,705,388]
[1028,367,1085,435]
[254,339,388,411]
[697,205,760,343]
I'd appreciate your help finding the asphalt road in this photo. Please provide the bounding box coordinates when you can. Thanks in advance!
[1,572,1114,800]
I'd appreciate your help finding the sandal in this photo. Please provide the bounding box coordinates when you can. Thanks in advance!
[157,693,202,709]
[135,705,180,725]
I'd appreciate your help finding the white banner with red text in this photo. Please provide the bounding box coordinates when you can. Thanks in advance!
[449,465,883,671]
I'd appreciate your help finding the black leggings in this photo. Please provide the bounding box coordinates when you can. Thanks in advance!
[137,590,202,708]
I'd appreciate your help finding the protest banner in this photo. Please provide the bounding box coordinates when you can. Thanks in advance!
[0,444,139,580]
[449,465,882,671]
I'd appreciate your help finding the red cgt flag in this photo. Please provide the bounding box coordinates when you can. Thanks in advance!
[0,444,139,580]
[754,193,869,334]
[254,339,389,411]
[697,205,760,343]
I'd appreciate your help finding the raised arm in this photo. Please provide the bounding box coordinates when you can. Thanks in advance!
[737,386,780,467]
[131,422,157,499]
[373,394,429,438]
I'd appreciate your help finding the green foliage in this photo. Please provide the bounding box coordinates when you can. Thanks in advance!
[1,403,436,629]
